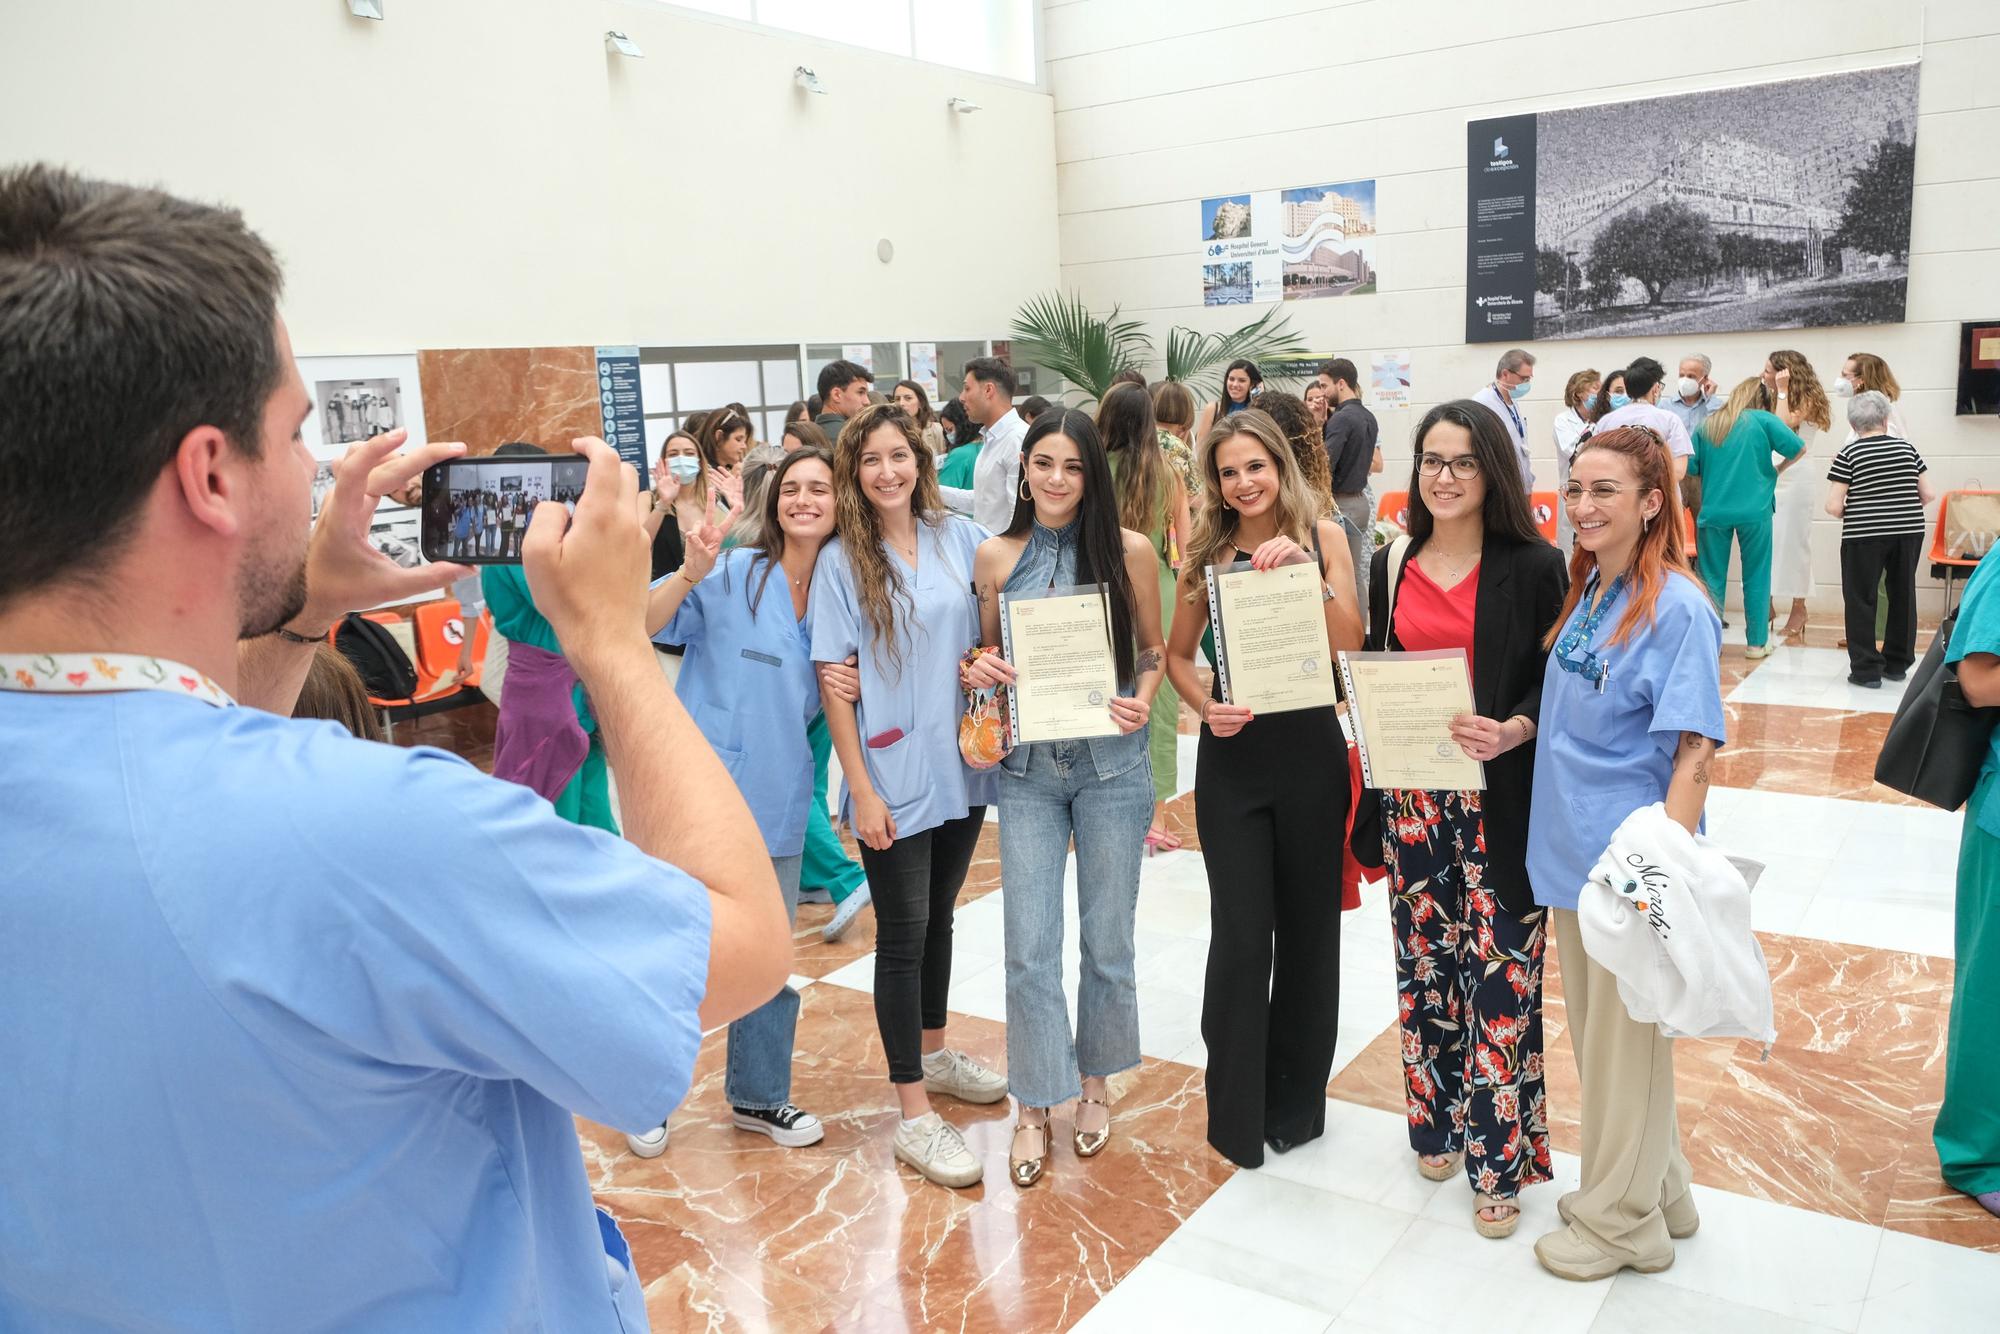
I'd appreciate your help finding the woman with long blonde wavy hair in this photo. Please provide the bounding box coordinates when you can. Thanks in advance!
[1762,349,1832,637]
[808,402,1006,1190]
[1164,409,1363,1168]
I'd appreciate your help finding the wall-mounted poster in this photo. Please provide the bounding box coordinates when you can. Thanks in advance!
[1199,179,1378,307]
[1465,63,1919,343]
[297,351,426,522]
[909,342,939,398]
[594,346,646,471]
[1370,350,1412,409]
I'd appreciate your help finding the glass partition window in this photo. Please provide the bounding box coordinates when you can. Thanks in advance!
[638,344,802,450]
[806,343,907,403]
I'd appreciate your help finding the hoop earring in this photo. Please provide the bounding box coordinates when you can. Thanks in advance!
[1019,477,1032,502]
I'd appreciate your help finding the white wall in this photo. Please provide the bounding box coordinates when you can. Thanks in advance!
[0,0,1058,355]
[1045,0,2000,610]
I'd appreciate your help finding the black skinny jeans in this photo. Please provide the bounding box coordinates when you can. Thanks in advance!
[857,809,988,1084]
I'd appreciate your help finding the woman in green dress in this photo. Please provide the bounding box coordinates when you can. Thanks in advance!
[1098,384,1192,850]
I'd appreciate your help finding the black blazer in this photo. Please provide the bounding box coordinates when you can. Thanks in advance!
[1360,534,1569,914]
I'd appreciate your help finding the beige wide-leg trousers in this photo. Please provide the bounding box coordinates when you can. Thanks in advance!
[1552,909,1693,1261]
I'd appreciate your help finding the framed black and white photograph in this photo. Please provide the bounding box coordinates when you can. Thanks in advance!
[1466,63,1920,342]
[316,376,403,446]
[295,351,427,527]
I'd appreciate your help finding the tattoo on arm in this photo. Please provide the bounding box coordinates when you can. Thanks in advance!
[1683,732,1712,786]
[1135,648,1162,675]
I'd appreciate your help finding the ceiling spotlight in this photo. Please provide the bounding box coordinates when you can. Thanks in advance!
[948,97,982,115]
[794,66,827,95]
[605,30,644,57]
[346,0,383,19]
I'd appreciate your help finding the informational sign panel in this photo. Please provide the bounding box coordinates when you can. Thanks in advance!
[1463,115,1538,344]
[594,346,647,470]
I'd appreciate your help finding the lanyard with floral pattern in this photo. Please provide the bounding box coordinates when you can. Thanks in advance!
[1554,573,1628,694]
[0,652,234,708]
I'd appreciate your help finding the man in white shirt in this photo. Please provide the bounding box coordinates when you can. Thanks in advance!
[1589,356,1691,480]
[1469,348,1536,491]
[957,356,1025,532]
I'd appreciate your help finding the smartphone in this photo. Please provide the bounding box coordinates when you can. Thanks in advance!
[420,456,590,564]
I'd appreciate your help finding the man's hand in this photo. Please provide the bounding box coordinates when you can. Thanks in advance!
[521,436,648,665]
[293,428,471,634]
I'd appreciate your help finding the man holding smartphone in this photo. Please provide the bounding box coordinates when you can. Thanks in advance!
[0,165,791,1332]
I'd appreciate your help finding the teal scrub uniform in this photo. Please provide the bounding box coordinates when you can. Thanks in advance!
[1687,409,1801,648]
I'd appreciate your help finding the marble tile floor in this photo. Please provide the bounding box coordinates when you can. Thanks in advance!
[390,617,2000,1331]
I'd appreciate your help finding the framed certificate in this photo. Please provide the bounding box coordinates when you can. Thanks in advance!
[999,582,1121,745]
[1204,559,1338,715]
[1336,649,1486,791]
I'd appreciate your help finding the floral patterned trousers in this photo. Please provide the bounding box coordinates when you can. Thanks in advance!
[1380,788,1553,1199]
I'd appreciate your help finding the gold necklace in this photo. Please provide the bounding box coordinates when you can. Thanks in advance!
[1425,546,1479,584]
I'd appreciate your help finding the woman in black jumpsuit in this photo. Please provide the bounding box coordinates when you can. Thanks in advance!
[1165,408,1363,1168]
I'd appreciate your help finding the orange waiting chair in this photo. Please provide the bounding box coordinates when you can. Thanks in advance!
[413,598,491,692]
[1931,490,2000,616]
[1376,490,1409,532]
[335,603,487,739]
[1529,490,1559,544]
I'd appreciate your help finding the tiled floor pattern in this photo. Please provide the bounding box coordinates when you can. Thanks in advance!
[392,618,2000,1331]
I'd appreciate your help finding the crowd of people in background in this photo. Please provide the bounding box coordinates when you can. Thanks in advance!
[5,163,1989,1334]
[603,343,1939,1227]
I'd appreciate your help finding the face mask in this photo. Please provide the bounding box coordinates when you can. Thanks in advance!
[1609,392,1631,409]
[1583,393,1598,411]
[665,456,701,483]
[1506,379,1531,401]
[1832,377,1855,398]
[1678,377,1701,399]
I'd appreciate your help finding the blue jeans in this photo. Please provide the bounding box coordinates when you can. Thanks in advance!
[725,853,801,1110]
[999,741,1152,1108]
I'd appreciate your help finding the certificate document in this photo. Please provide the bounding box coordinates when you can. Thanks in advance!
[1204,559,1338,715]
[1336,649,1486,791]
[1000,583,1121,745]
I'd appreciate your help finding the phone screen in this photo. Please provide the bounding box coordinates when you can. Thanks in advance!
[420,456,590,564]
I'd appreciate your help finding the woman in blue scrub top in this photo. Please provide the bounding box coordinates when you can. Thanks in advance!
[811,404,1006,1190]
[1526,425,1726,1283]
[626,447,840,1159]
[968,409,1167,1189]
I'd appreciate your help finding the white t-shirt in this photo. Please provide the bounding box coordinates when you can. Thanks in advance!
[1590,400,1693,458]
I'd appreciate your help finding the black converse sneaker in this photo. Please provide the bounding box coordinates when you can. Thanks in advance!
[731,1103,825,1148]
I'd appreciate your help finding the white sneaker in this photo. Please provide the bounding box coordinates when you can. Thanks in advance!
[625,1123,668,1158]
[892,1111,983,1187]
[922,1048,1008,1105]
[822,884,871,943]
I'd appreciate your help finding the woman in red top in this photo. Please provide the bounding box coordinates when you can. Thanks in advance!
[1361,401,1569,1238]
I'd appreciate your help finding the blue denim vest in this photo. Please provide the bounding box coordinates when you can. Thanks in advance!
[998,519,1149,781]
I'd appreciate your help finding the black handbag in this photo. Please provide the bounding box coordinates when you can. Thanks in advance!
[1874,612,2000,810]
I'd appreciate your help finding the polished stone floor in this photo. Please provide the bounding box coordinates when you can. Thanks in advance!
[396,620,2000,1331]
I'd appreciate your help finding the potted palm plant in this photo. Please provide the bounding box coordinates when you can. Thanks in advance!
[1008,291,1314,407]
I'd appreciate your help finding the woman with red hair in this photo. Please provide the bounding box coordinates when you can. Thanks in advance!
[1524,426,1726,1282]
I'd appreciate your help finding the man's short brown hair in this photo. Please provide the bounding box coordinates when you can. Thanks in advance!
[0,165,285,606]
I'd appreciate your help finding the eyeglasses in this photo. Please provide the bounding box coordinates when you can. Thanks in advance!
[1418,454,1482,479]
[1562,482,1633,503]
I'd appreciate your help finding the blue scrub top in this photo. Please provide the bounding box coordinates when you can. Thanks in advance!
[810,513,998,837]
[0,691,711,1332]
[1948,546,2000,840]
[655,546,818,857]
[1527,572,1726,911]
